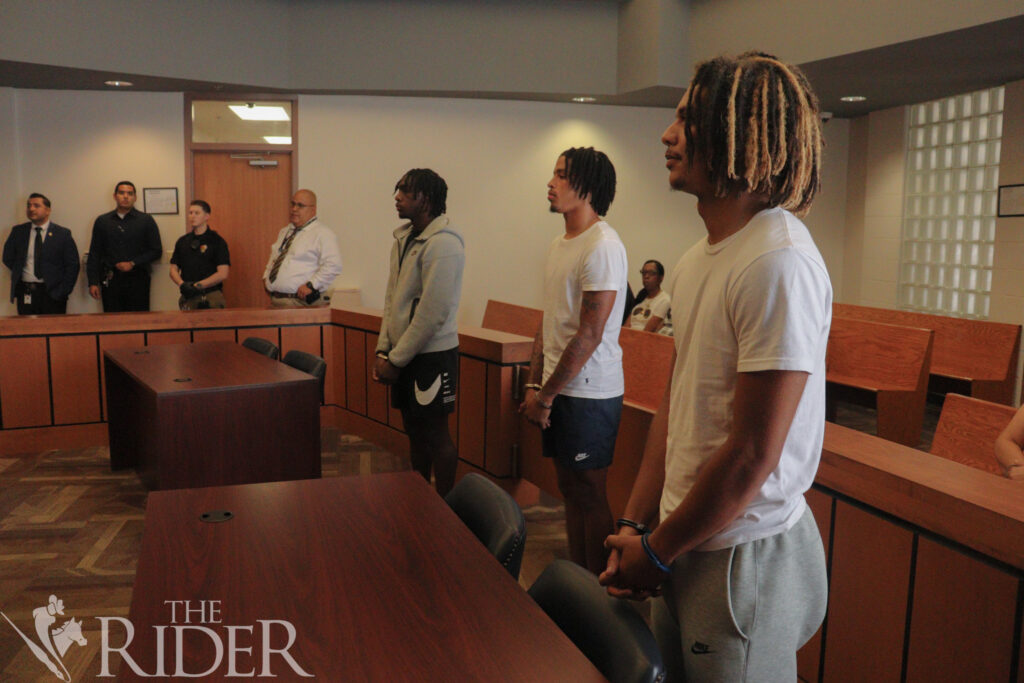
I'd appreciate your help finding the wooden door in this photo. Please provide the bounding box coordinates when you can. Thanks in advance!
[192,152,292,308]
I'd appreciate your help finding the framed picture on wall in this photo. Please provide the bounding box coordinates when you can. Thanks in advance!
[997,184,1024,217]
[143,187,179,214]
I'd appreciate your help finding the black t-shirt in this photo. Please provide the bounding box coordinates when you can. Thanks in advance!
[170,228,230,284]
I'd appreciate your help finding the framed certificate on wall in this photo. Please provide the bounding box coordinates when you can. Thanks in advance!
[143,187,179,215]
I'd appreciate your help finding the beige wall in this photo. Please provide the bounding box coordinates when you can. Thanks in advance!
[0,88,849,321]
[0,91,185,315]
[990,78,1024,326]
[689,0,1024,65]
[839,106,906,308]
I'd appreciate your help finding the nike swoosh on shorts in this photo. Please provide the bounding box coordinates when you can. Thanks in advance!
[414,375,442,406]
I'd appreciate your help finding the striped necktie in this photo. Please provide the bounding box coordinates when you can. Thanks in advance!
[268,224,305,284]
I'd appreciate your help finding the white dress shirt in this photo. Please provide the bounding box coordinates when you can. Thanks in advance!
[262,217,343,293]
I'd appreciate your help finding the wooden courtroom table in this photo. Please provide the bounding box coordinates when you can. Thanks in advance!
[120,472,604,681]
[104,341,320,490]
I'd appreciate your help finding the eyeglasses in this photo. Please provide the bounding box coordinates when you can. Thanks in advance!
[289,201,314,208]
[640,270,659,276]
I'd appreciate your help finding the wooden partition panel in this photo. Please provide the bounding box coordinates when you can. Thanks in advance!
[484,364,517,477]
[238,326,279,349]
[147,330,191,346]
[280,324,321,358]
[365,332,389,424]
[796,489,833,683]
[458,357,487,470]
[193,328,236,343]
[323,325,341,406]
[49,334,101,425]
[905,537,1019,682]
[822,500,913,682]
[0,336,50,428]
[344,329,367,416]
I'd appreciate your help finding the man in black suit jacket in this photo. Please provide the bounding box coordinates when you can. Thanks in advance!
[3,193,80,314]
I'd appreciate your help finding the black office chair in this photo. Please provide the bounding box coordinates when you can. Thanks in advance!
[241,336,280,360]
[528,559,666,683]
[445,473,526,580]
[281,349,327,402]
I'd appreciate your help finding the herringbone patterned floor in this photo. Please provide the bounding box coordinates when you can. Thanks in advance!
[0,429,568,681]
[0,399,937,681]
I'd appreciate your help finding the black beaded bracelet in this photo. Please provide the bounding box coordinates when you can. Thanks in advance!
[641,532,671,573]
[616,518,650,535]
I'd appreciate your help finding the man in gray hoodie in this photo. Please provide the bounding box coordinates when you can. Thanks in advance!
[373,169,465,496]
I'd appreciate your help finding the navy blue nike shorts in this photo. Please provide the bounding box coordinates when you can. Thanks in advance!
[391,347,459,417]
[541,394,623,471]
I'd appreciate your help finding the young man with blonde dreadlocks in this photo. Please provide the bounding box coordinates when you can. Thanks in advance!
[600,52,831,680]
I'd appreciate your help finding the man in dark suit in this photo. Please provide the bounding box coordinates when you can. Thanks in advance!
[86,181,162,312]
[3,193,80,314]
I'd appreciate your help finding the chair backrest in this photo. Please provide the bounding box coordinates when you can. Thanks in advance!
[241,336,280,360]
[282,350,327,401]
[445,473,526,579]
[528,559,666,683]
[930,393,1016,475]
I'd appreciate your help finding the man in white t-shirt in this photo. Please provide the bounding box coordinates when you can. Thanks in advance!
[601,52,831,680]
[520,147,627,574]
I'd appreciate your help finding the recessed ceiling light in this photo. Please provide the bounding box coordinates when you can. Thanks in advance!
[264,136,292,145]
[572,96,596,103]
[104,80,133,87]
[840,95,867,103]
[228,104,290,121]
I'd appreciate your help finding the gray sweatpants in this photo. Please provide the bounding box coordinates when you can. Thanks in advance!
[652,506,827,682]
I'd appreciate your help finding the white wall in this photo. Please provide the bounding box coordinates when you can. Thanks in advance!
[299,95,702,326]
[1,89,849,322]
[0,90,185,315]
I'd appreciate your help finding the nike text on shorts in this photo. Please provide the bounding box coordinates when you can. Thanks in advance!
[391,347,459,416]
[541,394,623,471]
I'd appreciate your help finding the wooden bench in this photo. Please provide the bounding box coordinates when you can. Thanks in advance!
[826,316,934,447]
[618,327,673,412]
[929,393,1017,476]
[482,299,543,339]
[833,303,1021,405]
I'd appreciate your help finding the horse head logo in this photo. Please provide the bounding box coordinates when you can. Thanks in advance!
[1,594,87,681]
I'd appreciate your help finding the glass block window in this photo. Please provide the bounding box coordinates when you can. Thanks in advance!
[899,86,1003,318]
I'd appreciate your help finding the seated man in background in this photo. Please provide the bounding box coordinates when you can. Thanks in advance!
[169,200,230,310]
[3,193,80,314]
[627,259,671,334]
[994,405,1024,480]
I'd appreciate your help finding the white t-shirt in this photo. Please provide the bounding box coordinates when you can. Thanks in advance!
[662,207,832,550]
[628,290,670,332]
[542,220,627,399]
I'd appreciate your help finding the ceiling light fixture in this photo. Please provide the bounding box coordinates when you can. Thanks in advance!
[264,136,292,145]
[104,80,133,87]
[572,96,596,103]
[228,104,290,121]
[840,95,867,103]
